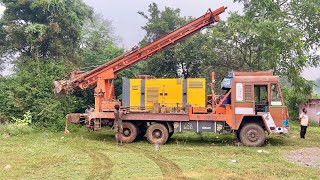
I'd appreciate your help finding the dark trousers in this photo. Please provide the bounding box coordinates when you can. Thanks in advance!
[300,125,307,139]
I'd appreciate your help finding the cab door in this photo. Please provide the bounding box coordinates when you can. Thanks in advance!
[254,85,269,113]
[268,83,287,127]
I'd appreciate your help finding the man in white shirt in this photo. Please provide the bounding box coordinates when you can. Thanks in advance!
[299,108,309,139]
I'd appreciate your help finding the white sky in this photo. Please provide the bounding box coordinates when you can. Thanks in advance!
[0,2,319,80]
[82,0,242,48]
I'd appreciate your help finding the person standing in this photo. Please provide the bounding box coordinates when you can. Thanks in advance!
[299,108,309,139]
[84,105,94,129]
[114,104,123,145]
[85,105,94,113]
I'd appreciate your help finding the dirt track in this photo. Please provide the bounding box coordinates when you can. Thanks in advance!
[287,147,320,168]
[127,146,186,180]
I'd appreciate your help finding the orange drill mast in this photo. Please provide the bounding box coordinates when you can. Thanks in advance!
[54,6,227,112]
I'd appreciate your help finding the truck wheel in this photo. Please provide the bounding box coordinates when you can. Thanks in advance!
[239,123,265,147]
[146,123,169,145]
[116,122,138,143]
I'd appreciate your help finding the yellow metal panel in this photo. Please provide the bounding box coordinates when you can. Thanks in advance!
[145,79,160,110]
[159,79,182,108]
[145,79,183,110]
[126,78,206,110]
[187,78,206,107]
[129,79,141,108]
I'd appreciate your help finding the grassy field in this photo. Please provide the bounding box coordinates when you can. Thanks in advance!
[0,122,319,180]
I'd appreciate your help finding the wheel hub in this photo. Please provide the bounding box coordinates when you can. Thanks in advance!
[124,129,131,136]
[153,129,162,138]
[247,130,259,142]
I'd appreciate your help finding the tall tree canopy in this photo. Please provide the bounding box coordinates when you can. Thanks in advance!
[0,1,122,129]
[138,1,319,118]
[138,3,205,78]
[0,0,93,69]
[231,0,319,118]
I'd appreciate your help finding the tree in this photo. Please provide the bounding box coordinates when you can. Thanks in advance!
[313,78,320,96]
[0,59,78,129]
[138,1,319,119]
[0,0,93,68]
[214,0,319,119]
[138,3,208,78]
[289,0,320,67]
[235,0,319,67]
[0,0,95,129]
[76,13,125,103]
[80,13,123,67]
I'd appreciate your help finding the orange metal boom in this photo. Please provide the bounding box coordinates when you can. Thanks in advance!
[54,6,226,111]
[55,7,226,92]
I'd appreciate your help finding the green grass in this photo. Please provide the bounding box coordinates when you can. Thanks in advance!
[0,122,319,179]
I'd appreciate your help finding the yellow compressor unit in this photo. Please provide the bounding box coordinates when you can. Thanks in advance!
[122,78,206,111]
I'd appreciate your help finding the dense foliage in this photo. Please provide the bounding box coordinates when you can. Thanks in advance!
[0,59,75,129]
[0,0,122,129]
[138,1,320,119]
[0,0,93,68]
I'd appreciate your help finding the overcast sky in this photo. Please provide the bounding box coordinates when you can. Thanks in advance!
[0,1,319,80]
[82,0,242,48]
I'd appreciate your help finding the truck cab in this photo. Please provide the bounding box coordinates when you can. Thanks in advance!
[220,71,289,146]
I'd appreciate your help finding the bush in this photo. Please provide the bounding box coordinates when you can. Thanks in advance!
[0,124,34,137]
[0,59,84,131]
[282,76,313,121]
[12,111,32,125]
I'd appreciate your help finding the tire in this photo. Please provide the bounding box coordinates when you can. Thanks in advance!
[146,123,169,145]
[239,123,266,147]
[115,122,138,143]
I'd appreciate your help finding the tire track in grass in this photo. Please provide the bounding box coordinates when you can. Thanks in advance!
[128,146,186,180]
[84,149,113,179]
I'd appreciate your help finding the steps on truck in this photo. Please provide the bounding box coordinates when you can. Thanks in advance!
[93,118,101,131]
[85,118,101,131]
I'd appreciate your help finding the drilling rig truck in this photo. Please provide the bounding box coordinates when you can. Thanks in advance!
[54,6,289,147]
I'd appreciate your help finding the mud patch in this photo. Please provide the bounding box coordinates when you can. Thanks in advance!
[287,147,320,168]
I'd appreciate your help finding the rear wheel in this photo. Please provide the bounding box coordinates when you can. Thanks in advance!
[146,123,169,145]
[115,122,138,143]
[239,123,266,147]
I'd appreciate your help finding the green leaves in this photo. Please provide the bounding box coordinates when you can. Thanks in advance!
[138,3,207,78]
[0,0,93,61]
[230,0,319,119]
[137,1,318,118]
[12,111,32,126]
[0,59,80,130]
